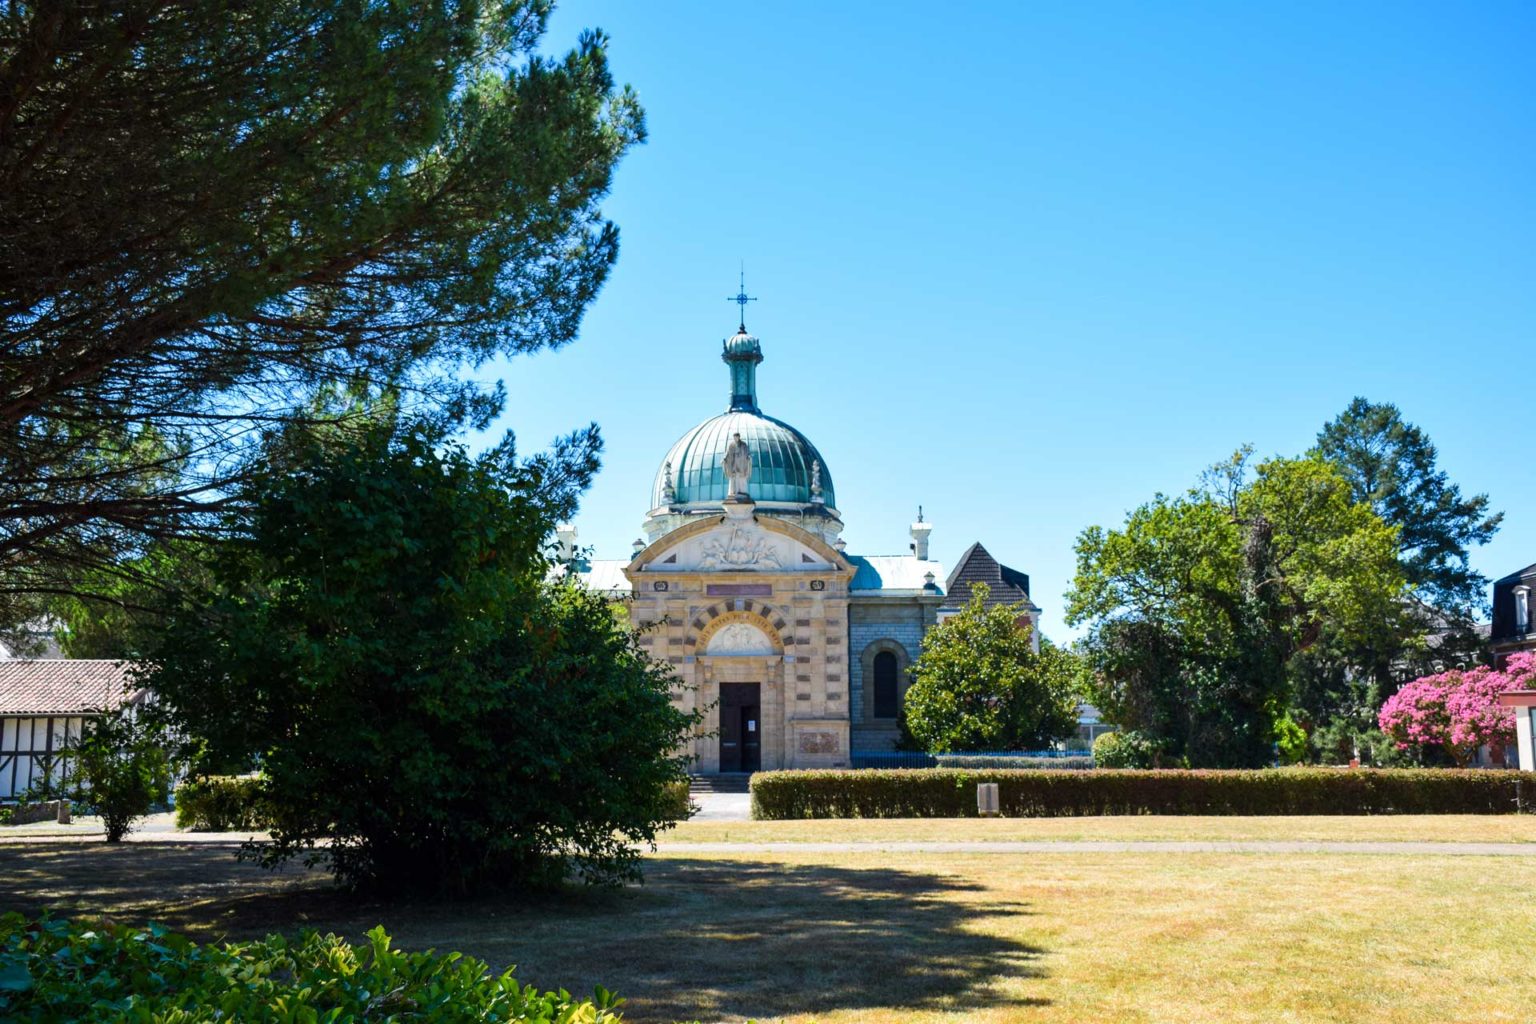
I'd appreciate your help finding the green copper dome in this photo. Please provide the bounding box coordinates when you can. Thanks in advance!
[651,322,836,510]
[653,410,836,509]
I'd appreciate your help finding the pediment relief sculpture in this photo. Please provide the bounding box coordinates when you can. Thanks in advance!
[699,524,782,570]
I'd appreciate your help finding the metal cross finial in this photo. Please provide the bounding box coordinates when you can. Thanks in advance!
[918,505,924,523]
[727,264,757,329]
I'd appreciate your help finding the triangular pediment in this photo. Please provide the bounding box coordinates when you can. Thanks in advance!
[634,516,843,574]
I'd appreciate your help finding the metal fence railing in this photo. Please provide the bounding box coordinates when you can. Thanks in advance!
[849,750,1094,770]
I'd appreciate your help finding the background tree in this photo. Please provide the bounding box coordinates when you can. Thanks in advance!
[1068,450,1404,767]
[1316,398,1501,616]
[1297,399,1503,758]
[142,428,697,895]
[903,584,1083,753]
[0,0,643,608]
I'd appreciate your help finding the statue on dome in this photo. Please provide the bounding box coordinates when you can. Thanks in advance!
[723,432,752,500]
[661,460,676,504]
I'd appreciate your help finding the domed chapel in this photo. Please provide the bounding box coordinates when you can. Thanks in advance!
[563,306,1041,773]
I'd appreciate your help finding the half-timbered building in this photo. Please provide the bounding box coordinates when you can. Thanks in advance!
[0,660,139,800]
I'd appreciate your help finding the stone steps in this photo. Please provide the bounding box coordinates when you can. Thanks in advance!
[688,773,753,794]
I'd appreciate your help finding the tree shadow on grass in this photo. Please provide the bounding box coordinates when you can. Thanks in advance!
[0,844,1048,1022]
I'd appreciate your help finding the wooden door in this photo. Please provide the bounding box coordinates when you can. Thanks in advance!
[740,703,761,772]
[719,683,761,773]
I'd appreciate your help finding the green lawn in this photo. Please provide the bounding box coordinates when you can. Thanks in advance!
[665,812,1536,844]
[1,825,1531,1023]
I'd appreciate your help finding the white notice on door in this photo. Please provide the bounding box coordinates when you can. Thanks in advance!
[747,720,756,732]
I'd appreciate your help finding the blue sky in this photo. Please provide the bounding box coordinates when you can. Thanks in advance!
[472,1,1535,640]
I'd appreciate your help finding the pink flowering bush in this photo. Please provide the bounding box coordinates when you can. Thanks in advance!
[1379,652,1534,766]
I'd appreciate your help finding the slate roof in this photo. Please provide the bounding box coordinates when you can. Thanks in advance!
[940,542,1039,612]
[0,660,140,716]
[1495,562,1536,585]
[847,555,946,594]
[1491,561,1536,644]
[577,559,633,597]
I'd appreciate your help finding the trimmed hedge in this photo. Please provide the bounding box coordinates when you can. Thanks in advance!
[934,755,1095,770]
[750,767,1536,819]
[663,778,695,820]
[173,775,272,832]
[0,914,622,1022]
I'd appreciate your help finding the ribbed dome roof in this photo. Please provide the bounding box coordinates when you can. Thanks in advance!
[653,410,835,509]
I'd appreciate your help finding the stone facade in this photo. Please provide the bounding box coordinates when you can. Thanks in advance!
[625,508,857,770]
[570,310,1035,773]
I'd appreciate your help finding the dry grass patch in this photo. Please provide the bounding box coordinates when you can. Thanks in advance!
[0,840,1530,1023]
[668,813,1536,845]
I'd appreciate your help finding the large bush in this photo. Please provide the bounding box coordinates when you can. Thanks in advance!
[0,914,622,1023]
[750,768,1534,819]
[1379,652,1532,765]
[174,776,273,832]
[144,432,700,895]
[903,584,1083,752]
[1092,730,1161,769]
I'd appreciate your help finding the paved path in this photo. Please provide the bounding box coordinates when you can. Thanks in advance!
[688,792,751,821]
[653,839,1536,856]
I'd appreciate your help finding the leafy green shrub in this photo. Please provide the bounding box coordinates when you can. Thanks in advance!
[174,776,273,832]
[61,707,170,842]
[662,779,695,820]
[145,433,699,895]
[0,806,11,826]
[0,914,622,1022]
[1092,730,1162,768]
[934,755,1094,770]
[750,767,1536,819]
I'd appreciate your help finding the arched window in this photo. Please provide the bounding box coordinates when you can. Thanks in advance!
[872,651,900,719]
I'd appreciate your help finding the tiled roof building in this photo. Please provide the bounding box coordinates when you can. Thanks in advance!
[0,659,139,715]
[0,660,142,800]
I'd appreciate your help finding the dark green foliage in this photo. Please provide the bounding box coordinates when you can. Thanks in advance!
[173,776,273,832]
[1316,398,1502,615]
[0,0,642,609]
[903,585,1083,752]
[750,768,1536,819]
[143,431,699,894]
[59,708,169,843]
[1308,718,1414,767]
[0,914,623,1023]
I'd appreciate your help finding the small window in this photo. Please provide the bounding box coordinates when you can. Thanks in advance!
[1516,587,1530,633]
[872,651,900,719]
